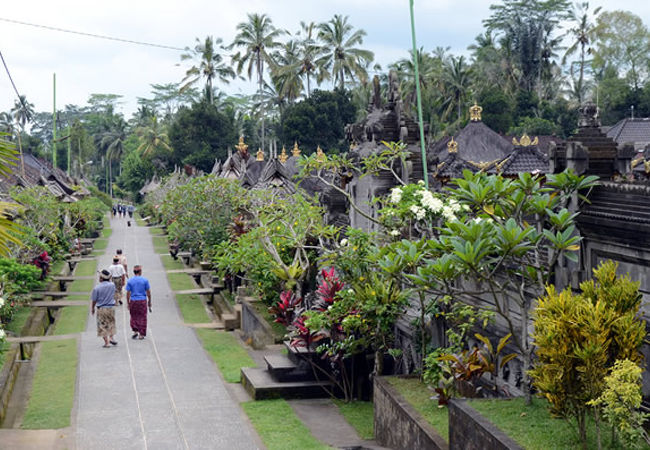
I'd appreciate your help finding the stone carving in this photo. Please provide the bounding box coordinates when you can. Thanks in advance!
[578,101,600,128]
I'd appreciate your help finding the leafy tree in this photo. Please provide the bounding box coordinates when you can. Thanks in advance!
[316,14,374,89]
[180,36,235,105]
[442,55,472,122]
[478,88,514,133]
[0,135,24,256]
[280,89,355,152]
[508,116,562,136]
[116,149,155,199]
[168,101,236,171]
[135,116,171,158]
[593,10,650,90]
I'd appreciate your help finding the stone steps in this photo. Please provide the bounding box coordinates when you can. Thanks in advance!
[240,367,332,400]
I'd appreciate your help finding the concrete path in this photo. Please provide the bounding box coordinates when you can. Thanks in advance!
[74,216,260,450]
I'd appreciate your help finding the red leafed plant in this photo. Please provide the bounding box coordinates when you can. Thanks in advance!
[314,267,345,311]
[268,290,302,326]
[290,315,326,348]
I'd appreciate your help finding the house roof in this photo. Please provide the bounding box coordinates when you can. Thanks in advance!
[606,118,650,145]
[495,145,548,176]
[429,121,512,167]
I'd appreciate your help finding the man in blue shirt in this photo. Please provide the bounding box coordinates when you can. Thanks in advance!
[91,270,117,348]
[126,265,151,339]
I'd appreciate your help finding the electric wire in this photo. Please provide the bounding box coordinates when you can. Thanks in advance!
[0,17,185,51]
[0,49,31,120]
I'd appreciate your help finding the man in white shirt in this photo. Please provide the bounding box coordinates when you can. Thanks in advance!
[116,249,128,279]
[108,257,126,305]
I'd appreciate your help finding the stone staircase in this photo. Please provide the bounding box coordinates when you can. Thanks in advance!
[241,341,333,400]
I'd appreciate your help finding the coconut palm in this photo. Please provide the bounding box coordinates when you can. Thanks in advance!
[443,55,472,122]
[100,118,127,197]
[316,15,374,89]
[11,96,34,176]
[562,2,602,104]
[294,21,327,96]
[136,116,171,157]
[180,36,235,105]
[271,41,304,104]
[230,13,285,151]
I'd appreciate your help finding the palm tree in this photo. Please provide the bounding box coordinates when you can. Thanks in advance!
[180,36,235,105]
[316,15,374,89]
[390,48,440,114]
[230,13,285,152]
[562,2,602,104]
[100,118,127,197]
[11,95,34,176]
[443,55,472,122]
[271,41,304,104]
[295,21,326,96]
[136,116,171,157]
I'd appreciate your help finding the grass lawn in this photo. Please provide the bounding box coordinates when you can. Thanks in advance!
[176,294,210,323]
[74,259,97,277]
[249,300,286,341]
[195,330,256,383]
[386,376,448,442]
[150,227,164,236]
[53,307,88,335]
[68,278,95,292]
[50,260,65,277]
[152,236,168,254]
[468,398,629,449]
[161,254,184,271]
[101,227,112,238]
[333,399,374,440]
[93,238,109,251]
[167,272,195,291]
[242,399,330,450]
[5,305,33,335]
[21,339,77,429]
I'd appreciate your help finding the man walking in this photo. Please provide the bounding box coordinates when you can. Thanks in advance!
[91,270,117,348]
[116,249,128,278]
[108,256,126,305]
[126,265,151,339]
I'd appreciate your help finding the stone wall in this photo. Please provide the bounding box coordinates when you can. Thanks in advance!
[448,399,522,450]
[373,376,448,450]
[240,299,275,348]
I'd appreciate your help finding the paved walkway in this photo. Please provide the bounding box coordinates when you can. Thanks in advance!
[74,216,260,449]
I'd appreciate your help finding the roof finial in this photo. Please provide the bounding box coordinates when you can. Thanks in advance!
[256,148,264,161]
[279,146,288,163]
[292,141,301,157]
[512,134,538,147]
[316,145,326,162]
[469,102,483,122]
[447,137,458,153]
[235,136,248,155]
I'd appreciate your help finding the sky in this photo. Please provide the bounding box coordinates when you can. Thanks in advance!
[1,0,650,118]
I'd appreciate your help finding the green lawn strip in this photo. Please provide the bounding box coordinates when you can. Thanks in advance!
[50,260,65,277]
[242,399,331,450]
[92,238,109,251]
[65,294,90,301]
[249,301,287,341]
[5,305,33,335]
[0,341,10,371]
[151,236,168,254]
[102,215,109,228]
[74,260,97,277]
[333,399,374,440]
[101,227,112,238]
[53,307,88,335]
[149,227,164,236]
[386,377,448,442]
[468,398,626,450]
[195,329,256,383]
[176,294,210,323]
[167,272,195,291]
[161,254,184,271]
[21,339,77,429]
[67,278,94,292]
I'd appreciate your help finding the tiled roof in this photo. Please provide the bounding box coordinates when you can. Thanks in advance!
[429,121,512,164]
[495,146,548,176]
[606,118,650,145]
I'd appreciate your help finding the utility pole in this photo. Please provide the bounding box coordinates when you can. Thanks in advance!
[409,0,429,188]
[52,73,57,168]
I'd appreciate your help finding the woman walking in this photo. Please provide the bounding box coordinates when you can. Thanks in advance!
[126,265,151,339]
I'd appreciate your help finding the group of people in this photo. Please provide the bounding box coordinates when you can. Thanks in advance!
[90,248,152,348]
[112,203,135,219]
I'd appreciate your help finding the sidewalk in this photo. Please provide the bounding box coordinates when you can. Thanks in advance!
[73,216,261,449]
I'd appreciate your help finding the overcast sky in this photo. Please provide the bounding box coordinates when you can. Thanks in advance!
[1,0,650,117]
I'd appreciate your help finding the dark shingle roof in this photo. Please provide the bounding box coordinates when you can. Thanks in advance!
[606,118,650,145]
[429,121,512,165]
[495,146,548,175]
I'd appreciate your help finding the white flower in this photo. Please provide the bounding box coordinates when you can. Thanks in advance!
[418,180,425,185]
[448,199,462,213]
[0,329,5,340]
[0,297,4,308]
[473,217,483,224]
[410,205,426,220]
[347,289,354,294]
[390,229,400,236]
[340,239,349,246]
[420,191,443,213]
[390,187,402,204]
[462,204,470,211]
[442,206,456,222]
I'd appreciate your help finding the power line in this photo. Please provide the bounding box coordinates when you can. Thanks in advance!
[0,49,31,120]
[0,17,185,51]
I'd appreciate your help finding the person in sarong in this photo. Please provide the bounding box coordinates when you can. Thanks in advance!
[108,257,126,304]
[91,270,117,348]
[126,265,151,339]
